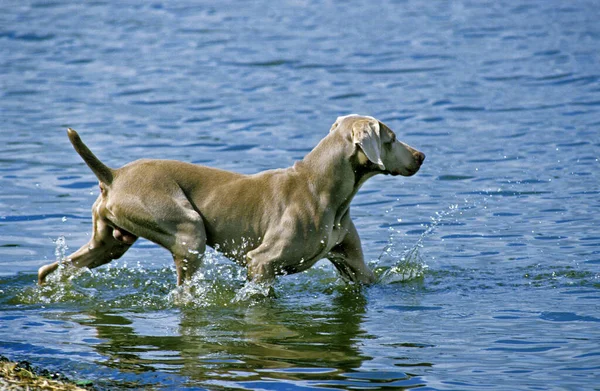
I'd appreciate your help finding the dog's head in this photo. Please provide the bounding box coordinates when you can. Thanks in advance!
[330,114,425,176]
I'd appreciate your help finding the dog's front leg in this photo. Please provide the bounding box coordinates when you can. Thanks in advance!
[327,220,376,284]
[245,241,280,283]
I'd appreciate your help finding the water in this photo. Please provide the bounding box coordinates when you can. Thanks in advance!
[1,0,599,389]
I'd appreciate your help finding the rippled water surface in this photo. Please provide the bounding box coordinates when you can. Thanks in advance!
[1,1,599,390]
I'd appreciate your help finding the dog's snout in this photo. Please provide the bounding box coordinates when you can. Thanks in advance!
[415,151,425,165]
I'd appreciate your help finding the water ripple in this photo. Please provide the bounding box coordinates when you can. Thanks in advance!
[1,0,600,389]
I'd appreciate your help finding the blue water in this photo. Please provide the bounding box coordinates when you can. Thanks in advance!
[1,0,599,390]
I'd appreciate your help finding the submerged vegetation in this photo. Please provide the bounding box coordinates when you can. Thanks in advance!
[0,356,93,391]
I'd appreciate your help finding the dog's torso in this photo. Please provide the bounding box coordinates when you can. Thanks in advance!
[107,157,354,273]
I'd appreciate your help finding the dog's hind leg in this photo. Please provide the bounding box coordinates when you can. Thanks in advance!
[38,196,136,284]
[169,220,206,286]
[104,186,207,286]
[142,208,206,286]
[158,205,206,286]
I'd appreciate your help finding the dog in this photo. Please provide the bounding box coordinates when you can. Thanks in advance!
[38,115,424,287]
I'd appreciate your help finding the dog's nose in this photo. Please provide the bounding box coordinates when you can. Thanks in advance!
[415,151,425,165]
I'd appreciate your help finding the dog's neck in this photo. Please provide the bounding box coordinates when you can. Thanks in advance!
[296,131,380,224]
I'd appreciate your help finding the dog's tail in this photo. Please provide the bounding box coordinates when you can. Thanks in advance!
[67,128,114,185]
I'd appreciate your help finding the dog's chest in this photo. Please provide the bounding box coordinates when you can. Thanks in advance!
[305,222,346,261]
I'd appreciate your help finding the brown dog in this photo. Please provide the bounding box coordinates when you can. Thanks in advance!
[38,115,424,286]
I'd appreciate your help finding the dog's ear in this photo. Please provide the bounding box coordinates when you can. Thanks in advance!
[352,119,385,170]
[330,119,340,133]
[330,114,359,133]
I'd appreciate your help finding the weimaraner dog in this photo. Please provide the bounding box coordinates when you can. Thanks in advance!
[38,115,424,287]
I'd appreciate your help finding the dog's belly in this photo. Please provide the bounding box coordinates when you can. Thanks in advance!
[205,223,345,275]
[208,235,259,265]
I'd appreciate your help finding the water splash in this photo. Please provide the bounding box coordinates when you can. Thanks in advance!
[15,236,89,305]
[53,235,68,264]
[232,280,275,303]
[168,250,248,307]
[43,236,88,285]
[378,204,464,283]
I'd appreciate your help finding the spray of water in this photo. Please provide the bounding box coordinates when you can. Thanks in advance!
[54,235,67,261]
[232,280,275,303]
[46,235,87,284]
[378,204,463,283]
